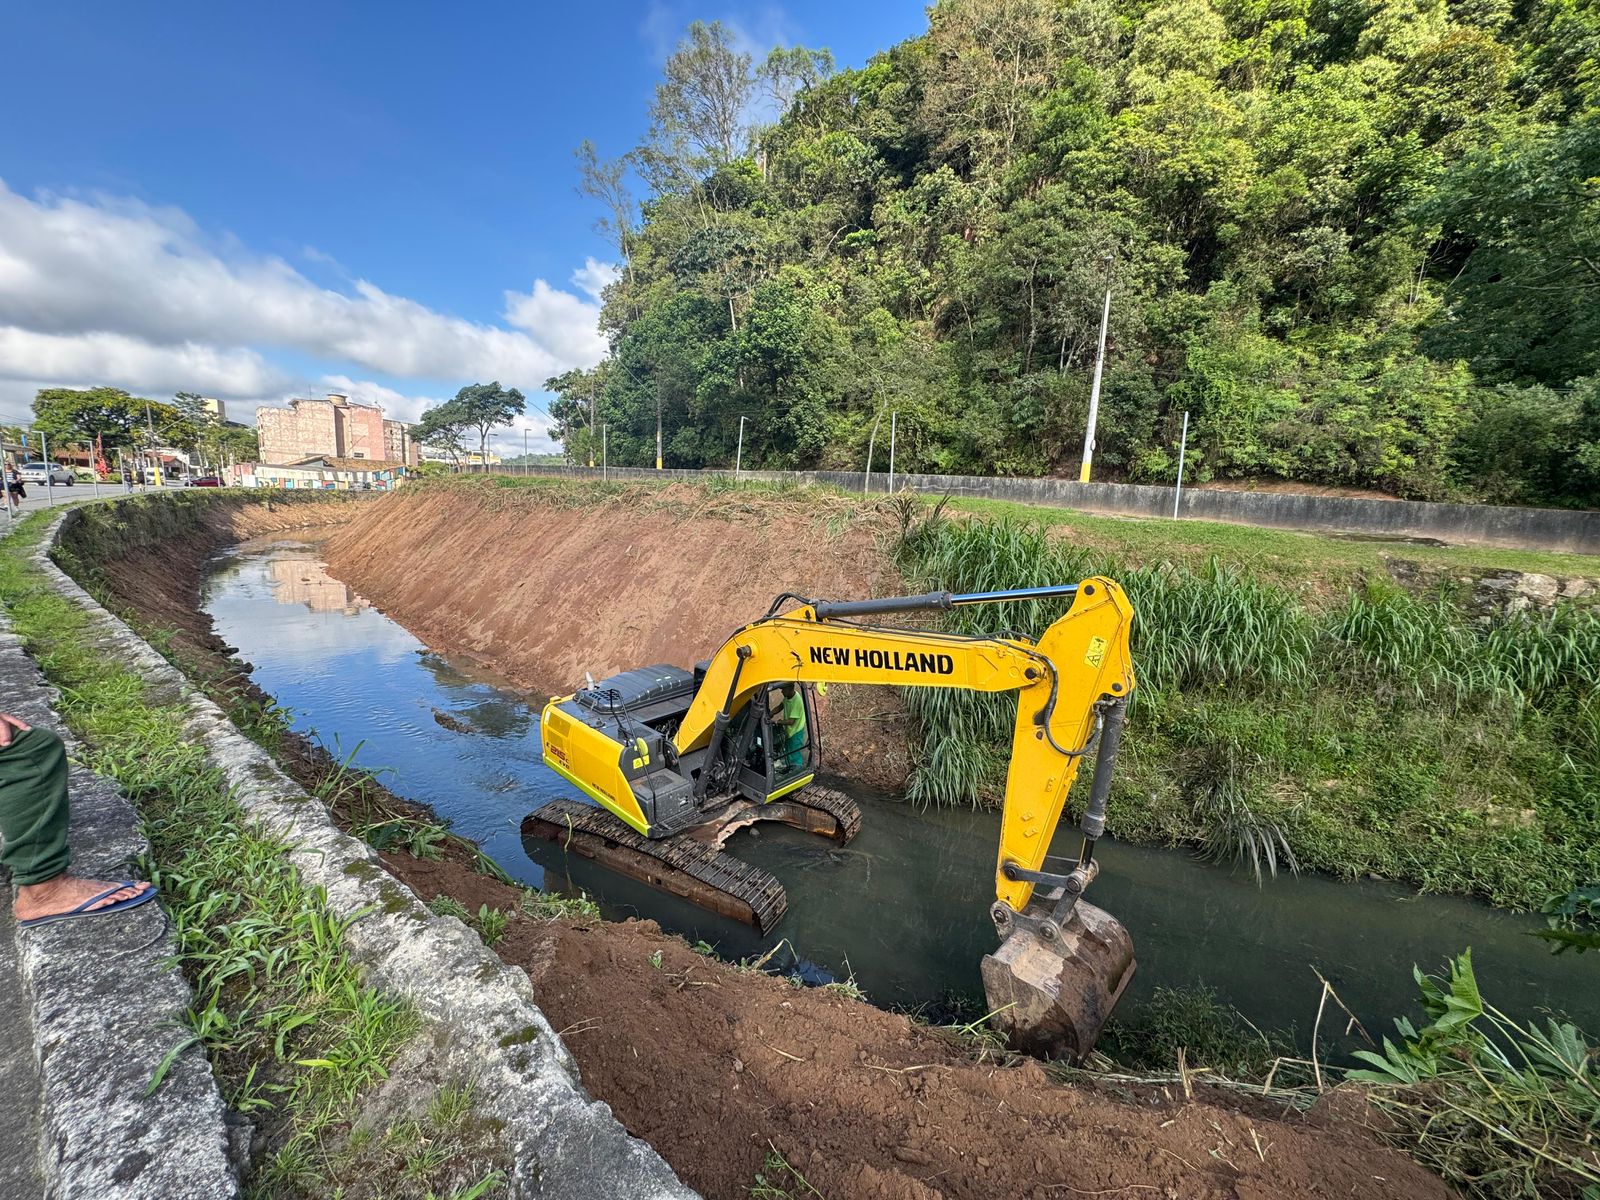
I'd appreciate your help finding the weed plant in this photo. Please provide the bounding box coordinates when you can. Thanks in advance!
[893,505,1600,910]
[1349,951,1600,1199]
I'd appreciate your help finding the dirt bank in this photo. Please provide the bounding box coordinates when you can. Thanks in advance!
[320,480,912,791]
[67,491,1454,1200]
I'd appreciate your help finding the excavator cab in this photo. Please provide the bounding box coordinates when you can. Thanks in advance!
[732,683,817,803]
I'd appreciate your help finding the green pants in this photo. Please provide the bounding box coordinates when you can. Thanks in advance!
[0,727,71,887]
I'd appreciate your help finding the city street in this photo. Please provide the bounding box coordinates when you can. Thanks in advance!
[1,478,180,520]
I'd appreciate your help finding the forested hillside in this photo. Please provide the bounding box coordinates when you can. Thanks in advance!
[548,0,1600,506]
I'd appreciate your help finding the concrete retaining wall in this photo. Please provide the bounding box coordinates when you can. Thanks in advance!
[1,514,238,1200]
[516,466,1600,555]
[39,502,697,1200]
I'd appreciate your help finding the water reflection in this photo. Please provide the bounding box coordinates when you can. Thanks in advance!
[267,556,370,615]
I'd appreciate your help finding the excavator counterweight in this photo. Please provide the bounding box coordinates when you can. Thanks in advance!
[533,579,1137,1060]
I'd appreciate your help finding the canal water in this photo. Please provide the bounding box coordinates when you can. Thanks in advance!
[203,537,1599,1046]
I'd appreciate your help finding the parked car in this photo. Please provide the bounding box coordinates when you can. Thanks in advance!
[17,461,74,486]
[185,476,223,487]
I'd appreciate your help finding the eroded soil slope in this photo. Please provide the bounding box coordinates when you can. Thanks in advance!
[321,481,912,789]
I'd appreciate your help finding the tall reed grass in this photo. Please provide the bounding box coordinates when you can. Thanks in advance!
[894,504,1600,907]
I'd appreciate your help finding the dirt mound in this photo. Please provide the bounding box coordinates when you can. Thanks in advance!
[392,855,1448,1200]
[319,481,913,790]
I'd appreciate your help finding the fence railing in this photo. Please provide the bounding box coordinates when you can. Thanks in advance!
[500,463,1600,555]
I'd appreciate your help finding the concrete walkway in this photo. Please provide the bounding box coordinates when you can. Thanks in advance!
[0,899,44,1199]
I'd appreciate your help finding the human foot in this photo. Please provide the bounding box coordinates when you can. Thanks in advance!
[14,875,153,923]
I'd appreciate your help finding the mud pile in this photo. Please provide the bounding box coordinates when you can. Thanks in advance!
[391,857,1450,1200]
[320,480,912,790]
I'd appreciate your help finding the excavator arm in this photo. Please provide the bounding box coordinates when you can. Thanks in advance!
[673,578,1136,924]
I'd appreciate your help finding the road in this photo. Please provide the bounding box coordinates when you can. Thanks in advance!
[1,479,182,520]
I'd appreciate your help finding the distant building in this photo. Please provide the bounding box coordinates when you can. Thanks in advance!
[199,397,227,423]
[236,455,411,492]
[256,393,420,467]
[419,445,501,468]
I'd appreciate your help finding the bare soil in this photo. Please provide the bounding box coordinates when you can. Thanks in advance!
[319,481,912,791]
[72,491,1454,1200]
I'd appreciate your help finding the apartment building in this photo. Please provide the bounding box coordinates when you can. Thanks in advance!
[256,393,419,466]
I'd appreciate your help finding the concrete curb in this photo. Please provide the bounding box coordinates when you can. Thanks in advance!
[0,513,239,1199]
[40,504,697,1199]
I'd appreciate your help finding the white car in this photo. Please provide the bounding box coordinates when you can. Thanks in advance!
[17,462,75,486]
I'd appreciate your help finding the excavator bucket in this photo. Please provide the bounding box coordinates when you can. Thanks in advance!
[979,900,1135,1062]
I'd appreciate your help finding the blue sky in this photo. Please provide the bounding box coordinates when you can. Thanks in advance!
[0,0,926,449]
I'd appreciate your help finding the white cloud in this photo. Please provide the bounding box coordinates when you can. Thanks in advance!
[0,327,284,397]
[571,257,620,302]
[0,179,608,406]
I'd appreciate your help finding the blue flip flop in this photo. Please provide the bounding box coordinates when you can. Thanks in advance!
[18,881,157,929]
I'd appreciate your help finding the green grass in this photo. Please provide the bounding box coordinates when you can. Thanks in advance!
[945,493,1600,585]
[518,887,601,921]
[1099,986,1300,1081]
[0,511,501,1198]
[894,507,1600,911]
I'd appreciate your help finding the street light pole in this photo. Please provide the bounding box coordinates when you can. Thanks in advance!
[1078,256,1114,484]
[735,415,746,484]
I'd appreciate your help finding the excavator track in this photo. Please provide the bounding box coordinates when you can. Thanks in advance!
[523,798,789,933]
[791,784,862,844]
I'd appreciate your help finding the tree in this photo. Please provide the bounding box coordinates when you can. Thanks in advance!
[757,46,836,114]
[450,382,526,468]
[32,387,146,451]
[645,21,755,180]
[575,141,637,285]
[545,365,606,466]
[411,402,470,468]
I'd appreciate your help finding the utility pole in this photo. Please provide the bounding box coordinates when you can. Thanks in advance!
[41,431,55,506]
[655,379,663,471]
[144,400,162,487]
[888,411,897,495]
[602,424,608,481]
[863,404,885,497]
[1078,254,1114,484]
[735,415,746,484]
[1173,410,1190,519]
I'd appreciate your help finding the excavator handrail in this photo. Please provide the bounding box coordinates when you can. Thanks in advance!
[810,583,1079,619]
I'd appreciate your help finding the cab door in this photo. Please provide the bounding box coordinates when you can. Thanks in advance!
[730,684,817,803]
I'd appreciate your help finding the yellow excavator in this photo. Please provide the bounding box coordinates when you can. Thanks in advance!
[526,579,1136,1060]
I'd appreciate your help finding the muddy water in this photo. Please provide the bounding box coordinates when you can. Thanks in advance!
[204,537,1599,1046]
